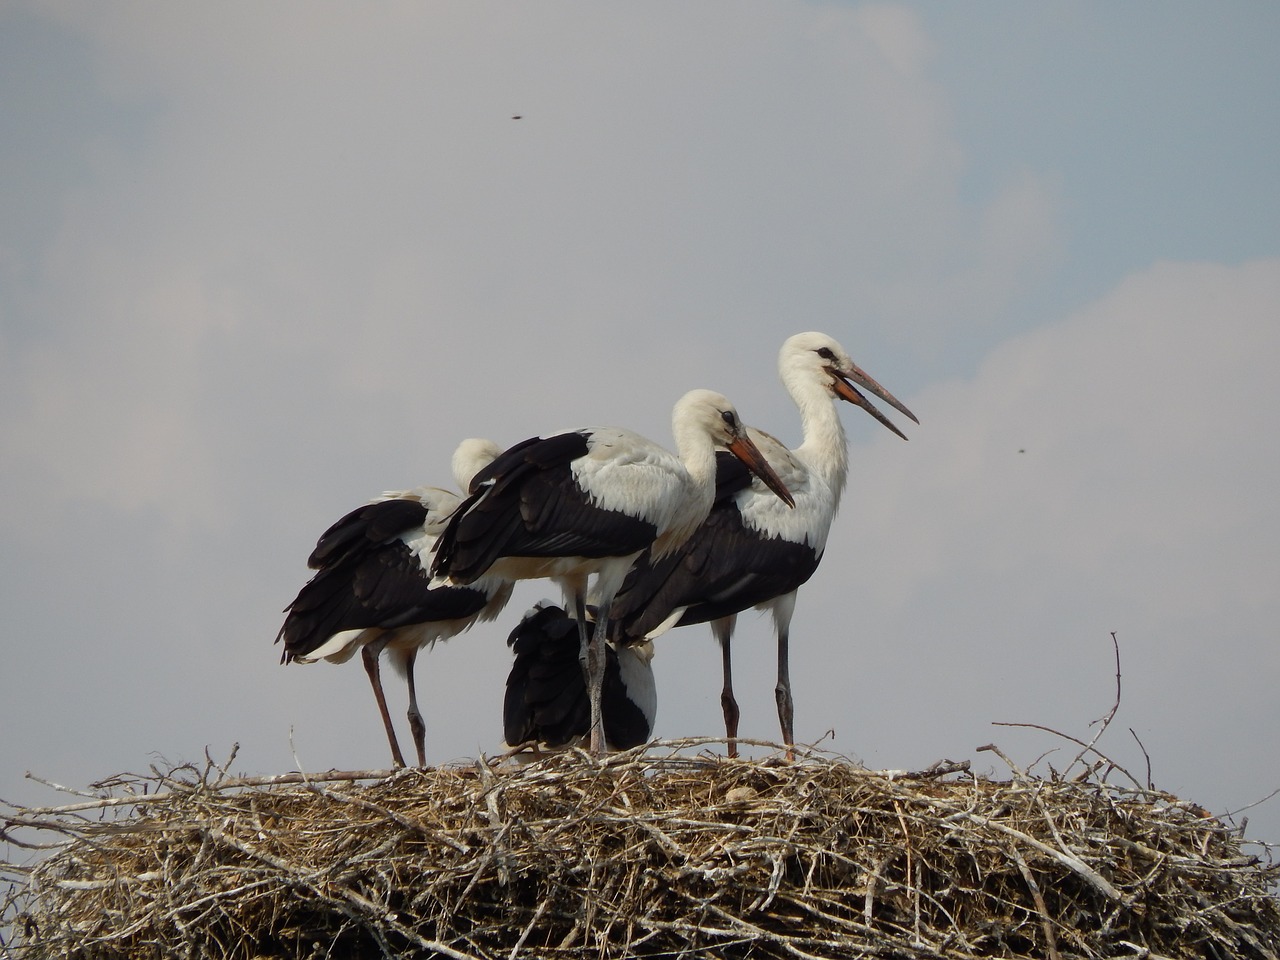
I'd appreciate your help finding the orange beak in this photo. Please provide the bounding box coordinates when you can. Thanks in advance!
[832,363,918,439]
[725,434,795,508]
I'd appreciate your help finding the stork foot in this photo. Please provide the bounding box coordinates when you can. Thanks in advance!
[775,682,795,761]
[407,706,426,767]
[721,689,741,759]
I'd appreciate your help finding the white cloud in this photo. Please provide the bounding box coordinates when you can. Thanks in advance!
[5,4,1275,847]
[851,257,1279,613]
[2,1,1054,534]
[854,4,932,79]
[774,257,1280,818]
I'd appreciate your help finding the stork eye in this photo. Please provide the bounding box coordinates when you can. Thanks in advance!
[817,347,836,361]
[720,410,738,430]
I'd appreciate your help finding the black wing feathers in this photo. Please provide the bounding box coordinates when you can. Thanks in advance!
[503,605,589,747]
[504,604,650,750]
[433,431,657,583]
[712,449,754,505]
[667,533,818,629]
[465,434,555,492]
[433,433,587,581]
[279,499,489,662]
[307,498,429,569]
[612,489,820,640]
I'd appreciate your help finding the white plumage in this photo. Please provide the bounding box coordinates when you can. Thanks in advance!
[432,389,795,753]
[612,333,918,755]
[278,439,513,767]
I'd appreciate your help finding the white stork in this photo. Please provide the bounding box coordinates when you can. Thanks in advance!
[431,389,795,754]
[277,439,513,768]
[610,332,918,756]
[503,600,656,752]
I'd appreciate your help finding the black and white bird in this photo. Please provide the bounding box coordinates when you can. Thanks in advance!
[610,333,918,756]
[278,439,514,768]
[503,601,656,752]
[431,389,795,754]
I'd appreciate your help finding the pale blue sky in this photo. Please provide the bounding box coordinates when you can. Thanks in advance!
[2,2,1278,852]
[928,2,1280,365]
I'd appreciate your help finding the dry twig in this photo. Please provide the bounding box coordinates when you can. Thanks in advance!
[2,740,1277,959]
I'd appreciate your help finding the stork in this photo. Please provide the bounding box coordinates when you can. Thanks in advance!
[503,601,656,752]
[431,389,795,754]
[277,439,513,768]
[611,333,918,757]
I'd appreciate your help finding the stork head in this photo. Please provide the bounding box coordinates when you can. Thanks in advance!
[674,390,796,507]
[780,331,919,439]
[451,437,503,493]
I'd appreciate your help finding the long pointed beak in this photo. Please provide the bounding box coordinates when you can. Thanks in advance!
[726,434,796,508]
[839,363,919,426]
[835,381,909,441]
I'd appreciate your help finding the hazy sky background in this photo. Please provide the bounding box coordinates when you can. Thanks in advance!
[3,2,1278,851]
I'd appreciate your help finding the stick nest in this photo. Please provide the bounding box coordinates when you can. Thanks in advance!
[4,741,1278,959]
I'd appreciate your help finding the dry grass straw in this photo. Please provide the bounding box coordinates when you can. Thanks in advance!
[3,738,1278,960]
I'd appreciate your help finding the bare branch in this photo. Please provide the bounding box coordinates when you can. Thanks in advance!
[4,739,1276,960]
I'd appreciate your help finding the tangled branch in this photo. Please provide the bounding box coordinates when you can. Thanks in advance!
[3,739,1277,959]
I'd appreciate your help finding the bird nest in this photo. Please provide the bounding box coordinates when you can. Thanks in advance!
[3,740,1278,960]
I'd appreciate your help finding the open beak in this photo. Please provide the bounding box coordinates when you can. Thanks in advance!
[836,382,910,441]
[725,434,796,508]
[832,363,919,439]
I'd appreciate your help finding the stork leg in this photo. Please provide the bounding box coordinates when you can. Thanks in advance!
[772,593,798,760]
[361,642,407,769]
[775,628,795,760]
[586,608,608,754]
[403,648,427,767]
[571,590,593,719]
[572,591,590,656]
[712,616,740,758]
[566,576,606,755]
